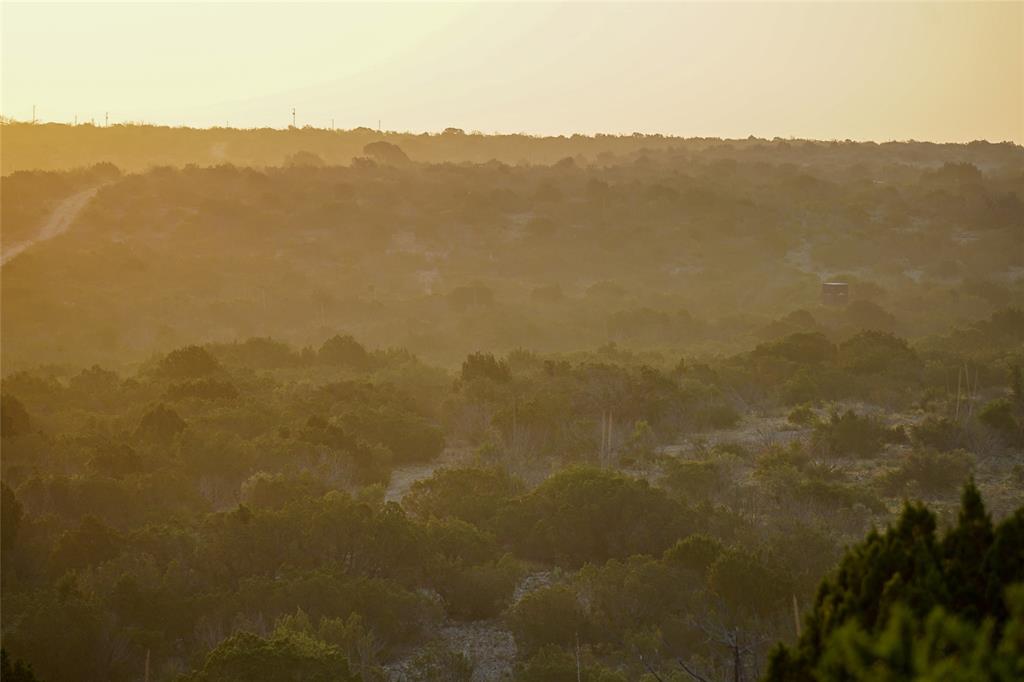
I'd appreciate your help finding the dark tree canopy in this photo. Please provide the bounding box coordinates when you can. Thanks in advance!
[766,481,1024,681]
[0,394,31,438]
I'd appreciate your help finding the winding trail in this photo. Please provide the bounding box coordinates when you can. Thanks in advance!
[383,448,557,681]
[385,447,470,503]
[1,185,104,266]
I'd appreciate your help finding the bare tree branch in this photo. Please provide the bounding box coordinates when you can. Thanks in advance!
[678,658,713,682]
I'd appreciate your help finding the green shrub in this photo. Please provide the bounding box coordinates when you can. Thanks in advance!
[509,586,586,655]
[754,445,885,513]
[424,517,500,565]
[154,345,222,379]
[338,408,444,465]
[240,473,327,510]
[622,419,658,463]
[978,399,1023,445]
[460,352,511,384]
[316,613,383,681]
[880,450,974,497]
[781,367,852,405]
[318,335,373,369]
[910,416,964,451]
[405,642,472,682]
[838,330,920,377]
[405,468,519,528]
[660,459,727,503]
[693,402,741,430]
[753,332,837,365]
[134,403,186,442]
[502,468,691,567]
[662,534,724,576]
[788,404,818,426]
[516,646,628,682]
[0,394,32,437]
[436,555,524,620]
[190,631,356,682]
[708,550,790,619]
[165,378,238,401]
[812,409,902,458]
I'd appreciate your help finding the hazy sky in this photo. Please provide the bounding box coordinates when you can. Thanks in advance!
[3,2,1021,142]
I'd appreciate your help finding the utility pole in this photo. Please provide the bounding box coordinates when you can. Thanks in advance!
[331,118,334,131]
[32,104,36,123]
[602,409,610,462]
[105,111,109,127]
[732,628,742,682]
[74,114,78,126]
[291,107,296,128]
[574,632,582,682]
[511,397,517,453]
[378,118,381,132]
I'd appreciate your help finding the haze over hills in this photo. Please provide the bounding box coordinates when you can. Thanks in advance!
[2,122,1022,372]
[1,6,1023,676]
[3,120,1023,174]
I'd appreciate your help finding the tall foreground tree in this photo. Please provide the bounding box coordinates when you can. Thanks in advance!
[765,481,1024,681]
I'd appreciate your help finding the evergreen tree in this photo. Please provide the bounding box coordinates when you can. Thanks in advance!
[765,481,1024,681]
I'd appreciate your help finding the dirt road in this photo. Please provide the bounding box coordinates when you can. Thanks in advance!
[1,185,103,266]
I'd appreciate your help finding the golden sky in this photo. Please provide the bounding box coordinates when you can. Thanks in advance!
[3,1,1021,142]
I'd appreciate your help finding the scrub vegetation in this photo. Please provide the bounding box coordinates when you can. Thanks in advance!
[1,124,1022,681]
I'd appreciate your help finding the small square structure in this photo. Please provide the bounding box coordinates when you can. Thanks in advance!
[821,281,849,305]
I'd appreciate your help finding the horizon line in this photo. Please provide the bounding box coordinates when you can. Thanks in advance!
[2,117,1021,148]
